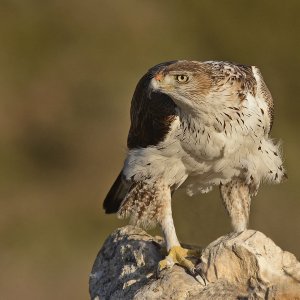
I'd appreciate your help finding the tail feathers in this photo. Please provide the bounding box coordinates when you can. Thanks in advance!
[103,172,130,214]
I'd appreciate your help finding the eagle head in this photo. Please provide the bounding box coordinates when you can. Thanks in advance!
[150,60,212,114]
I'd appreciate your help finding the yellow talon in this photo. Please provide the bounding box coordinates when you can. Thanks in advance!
[158,245,199,273]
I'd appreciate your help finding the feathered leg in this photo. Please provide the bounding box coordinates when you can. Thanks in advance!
[157,186,197,273]
[220,179,251,232]
[118,180,197,272]
[159,188,180,250]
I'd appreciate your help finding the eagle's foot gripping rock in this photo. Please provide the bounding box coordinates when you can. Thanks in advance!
[158,245,200,274]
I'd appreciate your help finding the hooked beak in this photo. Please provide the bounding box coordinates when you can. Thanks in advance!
[154,72,163,82]
[150,71,164,92]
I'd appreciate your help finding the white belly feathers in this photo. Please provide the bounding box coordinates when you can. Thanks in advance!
[124,107,284,197]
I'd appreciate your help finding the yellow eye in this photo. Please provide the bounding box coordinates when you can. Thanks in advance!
[175,75,189,83]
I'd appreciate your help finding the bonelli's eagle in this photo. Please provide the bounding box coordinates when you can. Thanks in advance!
[103,60,286,272]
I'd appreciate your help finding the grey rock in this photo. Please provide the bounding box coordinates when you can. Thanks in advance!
[89,226,300,300]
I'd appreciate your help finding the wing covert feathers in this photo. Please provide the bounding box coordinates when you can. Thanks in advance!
[127,63,178,149]
[253,67,274,132]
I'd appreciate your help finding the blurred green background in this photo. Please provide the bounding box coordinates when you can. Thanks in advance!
[0,1,299,299]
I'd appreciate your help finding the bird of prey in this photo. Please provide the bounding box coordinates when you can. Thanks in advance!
[103,60,286,272]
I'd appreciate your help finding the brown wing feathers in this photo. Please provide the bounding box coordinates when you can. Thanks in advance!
[104,62,178,214]
[127,63,178,149]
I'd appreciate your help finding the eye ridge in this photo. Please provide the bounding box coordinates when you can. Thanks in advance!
[175,75,189,83]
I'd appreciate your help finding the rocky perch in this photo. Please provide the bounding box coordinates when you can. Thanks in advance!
[89,226,300,299]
